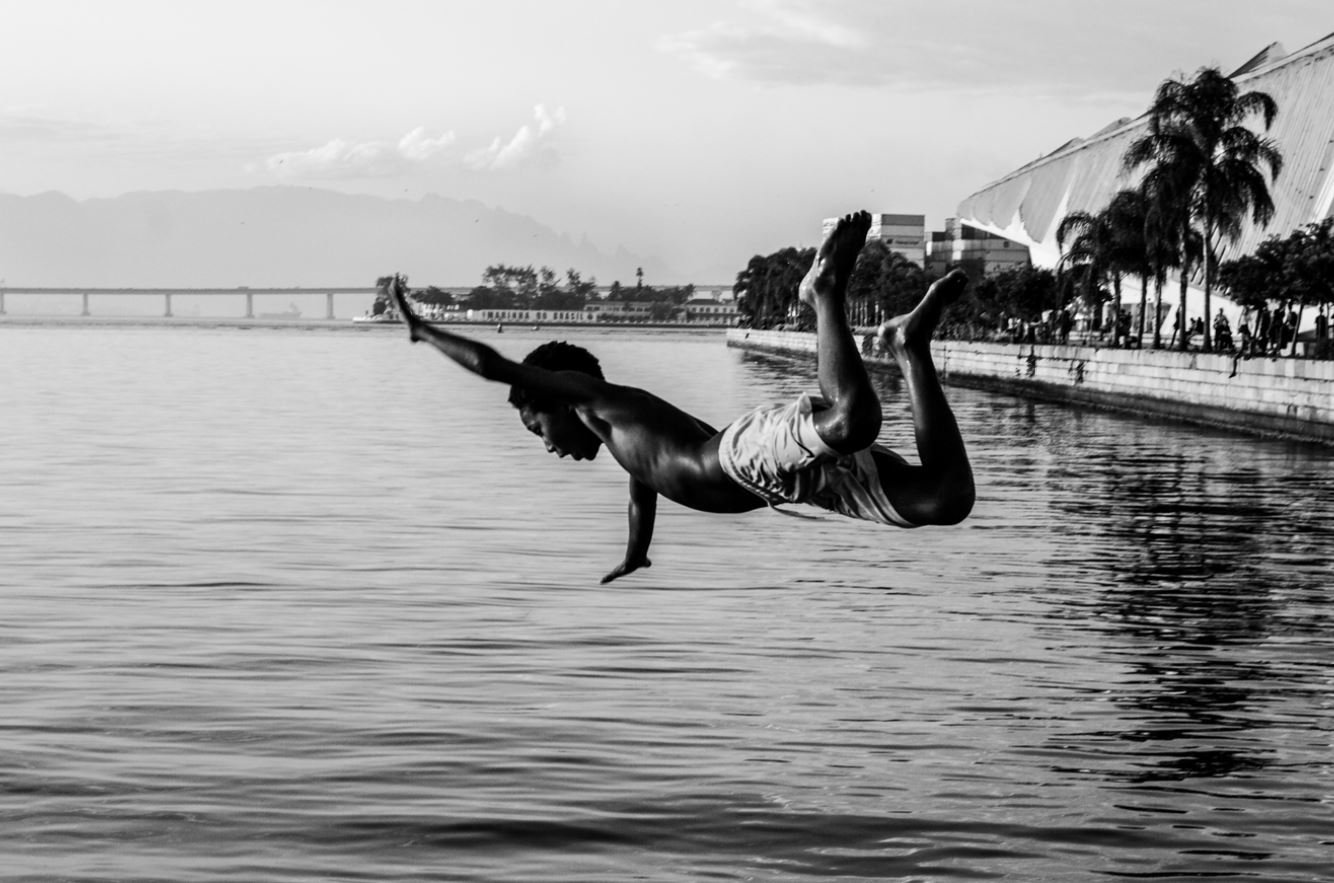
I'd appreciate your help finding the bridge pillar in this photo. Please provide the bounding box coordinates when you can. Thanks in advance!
[326,292,335,319]
[0,291,6,315]
[82,292,90,316]
[164,292,173,318]
[245,292,254,318]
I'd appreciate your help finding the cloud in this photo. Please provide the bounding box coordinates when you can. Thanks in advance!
[464,104,566,171]
[259,106,565,180]
[661,0,1032,89]
[261,128,456,180]
[658,0,1246,96]
[397,126,458,161]
[658,0,894,86]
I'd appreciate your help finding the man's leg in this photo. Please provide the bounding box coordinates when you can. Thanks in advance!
[799,211,881,454]
[873,270,975,526]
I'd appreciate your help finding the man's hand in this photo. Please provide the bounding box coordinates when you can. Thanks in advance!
[386,273,424,341]
[601,557,651,584]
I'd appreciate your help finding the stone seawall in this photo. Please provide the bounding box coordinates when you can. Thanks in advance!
[726,329,1334,445]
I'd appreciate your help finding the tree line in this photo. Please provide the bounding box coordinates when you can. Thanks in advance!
[373,265,696,316]
[733,231,1075,341]
[734,240,944,331]
[1219,218,1334,354]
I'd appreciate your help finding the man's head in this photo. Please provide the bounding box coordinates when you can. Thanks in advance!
[508,341,605,461]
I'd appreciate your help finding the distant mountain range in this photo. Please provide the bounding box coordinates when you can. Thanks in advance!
[0,187,672,288]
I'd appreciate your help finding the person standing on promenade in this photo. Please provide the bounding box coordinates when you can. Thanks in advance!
[386,211,975,582]
[1213,308,1232,352]
[1255,306,1271,356]
[1270,304,1286,355]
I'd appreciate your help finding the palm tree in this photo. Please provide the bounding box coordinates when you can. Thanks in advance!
[848,240,928,328]
[1105,188,1151,344]
[1140,174,1181,348]
[772,246,814,327]
[1135,166,1207,348]
[733,247,813,328]
[1123,66,1282,352]
[734,255,770,327]
[1056,207,1115,333]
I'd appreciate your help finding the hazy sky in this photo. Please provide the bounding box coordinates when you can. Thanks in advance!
[1,0,1325,279]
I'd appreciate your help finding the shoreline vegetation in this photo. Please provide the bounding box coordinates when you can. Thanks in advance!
[368,265,739,327]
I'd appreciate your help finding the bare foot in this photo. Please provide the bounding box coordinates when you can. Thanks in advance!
[878,268,968,356]
[386,274,423,342]
[799,210,872,308]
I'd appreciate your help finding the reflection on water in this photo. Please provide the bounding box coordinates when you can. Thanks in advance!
[1035,426,1331,816]
[2,323,1332,881]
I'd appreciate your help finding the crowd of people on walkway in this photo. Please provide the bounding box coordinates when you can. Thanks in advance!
[958,303,1332,359]
[1227,304,1331,358]
[1167,304,1332,358]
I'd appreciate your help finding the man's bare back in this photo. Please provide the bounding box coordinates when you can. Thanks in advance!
[564,383,765,514]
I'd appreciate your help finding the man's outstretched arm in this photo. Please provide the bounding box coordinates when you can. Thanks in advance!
[388,275,600,404]
[602,477,656,584]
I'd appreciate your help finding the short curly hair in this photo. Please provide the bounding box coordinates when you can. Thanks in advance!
[507,341,604,411]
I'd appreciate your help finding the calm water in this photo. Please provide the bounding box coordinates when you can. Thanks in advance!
[2,322,1332,882]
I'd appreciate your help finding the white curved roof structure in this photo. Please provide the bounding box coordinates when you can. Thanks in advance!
[957,32,1334,300]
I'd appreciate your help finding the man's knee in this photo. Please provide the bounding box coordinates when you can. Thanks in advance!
[816,396,882,453]
[920,478,975,525]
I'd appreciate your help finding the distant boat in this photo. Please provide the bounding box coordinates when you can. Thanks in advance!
[259,302,301,320]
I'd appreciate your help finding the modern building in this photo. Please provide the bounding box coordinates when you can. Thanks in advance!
[954,32,1334,326]
[825,213,926,266]
[926,218,1030,277]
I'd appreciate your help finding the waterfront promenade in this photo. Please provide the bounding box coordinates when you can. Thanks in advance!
[728,328,1334,445]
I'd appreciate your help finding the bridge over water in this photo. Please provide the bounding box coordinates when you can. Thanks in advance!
[0,283,737,320]
[0,287,381,319]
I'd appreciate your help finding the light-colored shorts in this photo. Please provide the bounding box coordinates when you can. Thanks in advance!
[718,393,916,528]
